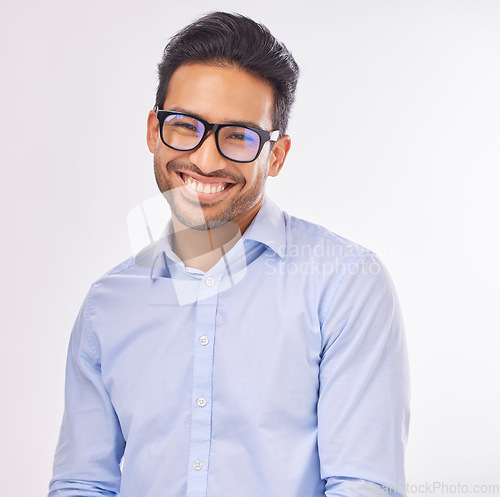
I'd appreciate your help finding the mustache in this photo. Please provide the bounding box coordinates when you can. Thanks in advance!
[166,160,243,184]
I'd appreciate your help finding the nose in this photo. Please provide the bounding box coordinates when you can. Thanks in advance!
[188,131,228,175]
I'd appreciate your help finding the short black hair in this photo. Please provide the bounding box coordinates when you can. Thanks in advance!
[154,12,300,136]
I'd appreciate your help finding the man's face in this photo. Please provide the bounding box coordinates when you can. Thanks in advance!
[147,63,290,231]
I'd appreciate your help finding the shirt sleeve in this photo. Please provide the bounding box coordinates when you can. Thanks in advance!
[48,286,126,497]
[317,251,410,497]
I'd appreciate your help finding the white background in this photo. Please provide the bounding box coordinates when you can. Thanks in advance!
[1,0,499,495]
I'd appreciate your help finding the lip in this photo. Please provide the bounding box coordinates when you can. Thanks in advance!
[175,171,238,202]
[180,170,237,185]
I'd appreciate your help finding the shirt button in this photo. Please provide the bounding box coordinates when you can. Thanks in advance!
[205,276,215,287]
[199,336,209,346]
[193,460,203,471]
[197,397,207,407]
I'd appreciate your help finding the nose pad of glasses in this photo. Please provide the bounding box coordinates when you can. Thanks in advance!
[198,129,215,146]
[195,129,223,154]
[188,129,225,169]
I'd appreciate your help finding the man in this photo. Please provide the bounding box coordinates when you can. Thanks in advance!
[49,12,410,497]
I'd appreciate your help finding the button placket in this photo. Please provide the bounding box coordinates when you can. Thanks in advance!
[186,275,221,497]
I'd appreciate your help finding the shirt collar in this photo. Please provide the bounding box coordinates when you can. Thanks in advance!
[241,194,286,259]
[146,194,286,279]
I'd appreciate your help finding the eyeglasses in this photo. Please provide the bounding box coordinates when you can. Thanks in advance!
[156,110,280,163]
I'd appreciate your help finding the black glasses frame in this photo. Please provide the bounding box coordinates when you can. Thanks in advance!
[156,110,280,163]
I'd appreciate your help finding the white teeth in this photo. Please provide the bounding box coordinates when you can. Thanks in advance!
[183,174,227,194]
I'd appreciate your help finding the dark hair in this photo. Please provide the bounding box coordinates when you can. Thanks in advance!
[154,12,300,135]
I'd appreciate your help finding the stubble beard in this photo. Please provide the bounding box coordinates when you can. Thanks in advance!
[153,156,267,231]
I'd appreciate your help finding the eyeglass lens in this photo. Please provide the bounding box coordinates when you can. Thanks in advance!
[162,114,261,162]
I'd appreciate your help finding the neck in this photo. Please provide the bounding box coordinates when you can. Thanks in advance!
[170,197,263,272]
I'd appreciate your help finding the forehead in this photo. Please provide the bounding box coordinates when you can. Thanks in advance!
[163,63,274,129]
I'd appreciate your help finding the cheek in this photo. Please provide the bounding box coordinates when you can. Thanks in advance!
[153,149,166,170]
[155,148,185,170]
[242,158,269,185]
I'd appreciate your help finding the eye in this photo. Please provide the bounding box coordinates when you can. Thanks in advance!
[174,122,198,132]
[225,130,259,144]
[165,114,201,133]
[227,132,246,140]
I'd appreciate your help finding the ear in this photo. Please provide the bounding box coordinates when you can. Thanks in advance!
[146,110,159,153]
[268,135,291,177]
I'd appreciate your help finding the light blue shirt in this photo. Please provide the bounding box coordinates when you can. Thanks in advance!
[49,195,410,497]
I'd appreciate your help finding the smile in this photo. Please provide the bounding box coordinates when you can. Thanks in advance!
[177,171,237,199]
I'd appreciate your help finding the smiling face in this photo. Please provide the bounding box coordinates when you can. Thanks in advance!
[147,63,290,232]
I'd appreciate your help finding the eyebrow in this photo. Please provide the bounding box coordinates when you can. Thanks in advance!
[167,106,264,130]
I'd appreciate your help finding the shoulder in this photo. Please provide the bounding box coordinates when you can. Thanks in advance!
[280,211,399,325]
[282,211,371,264]
[94,240,158,281]
[85,241,158,304]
